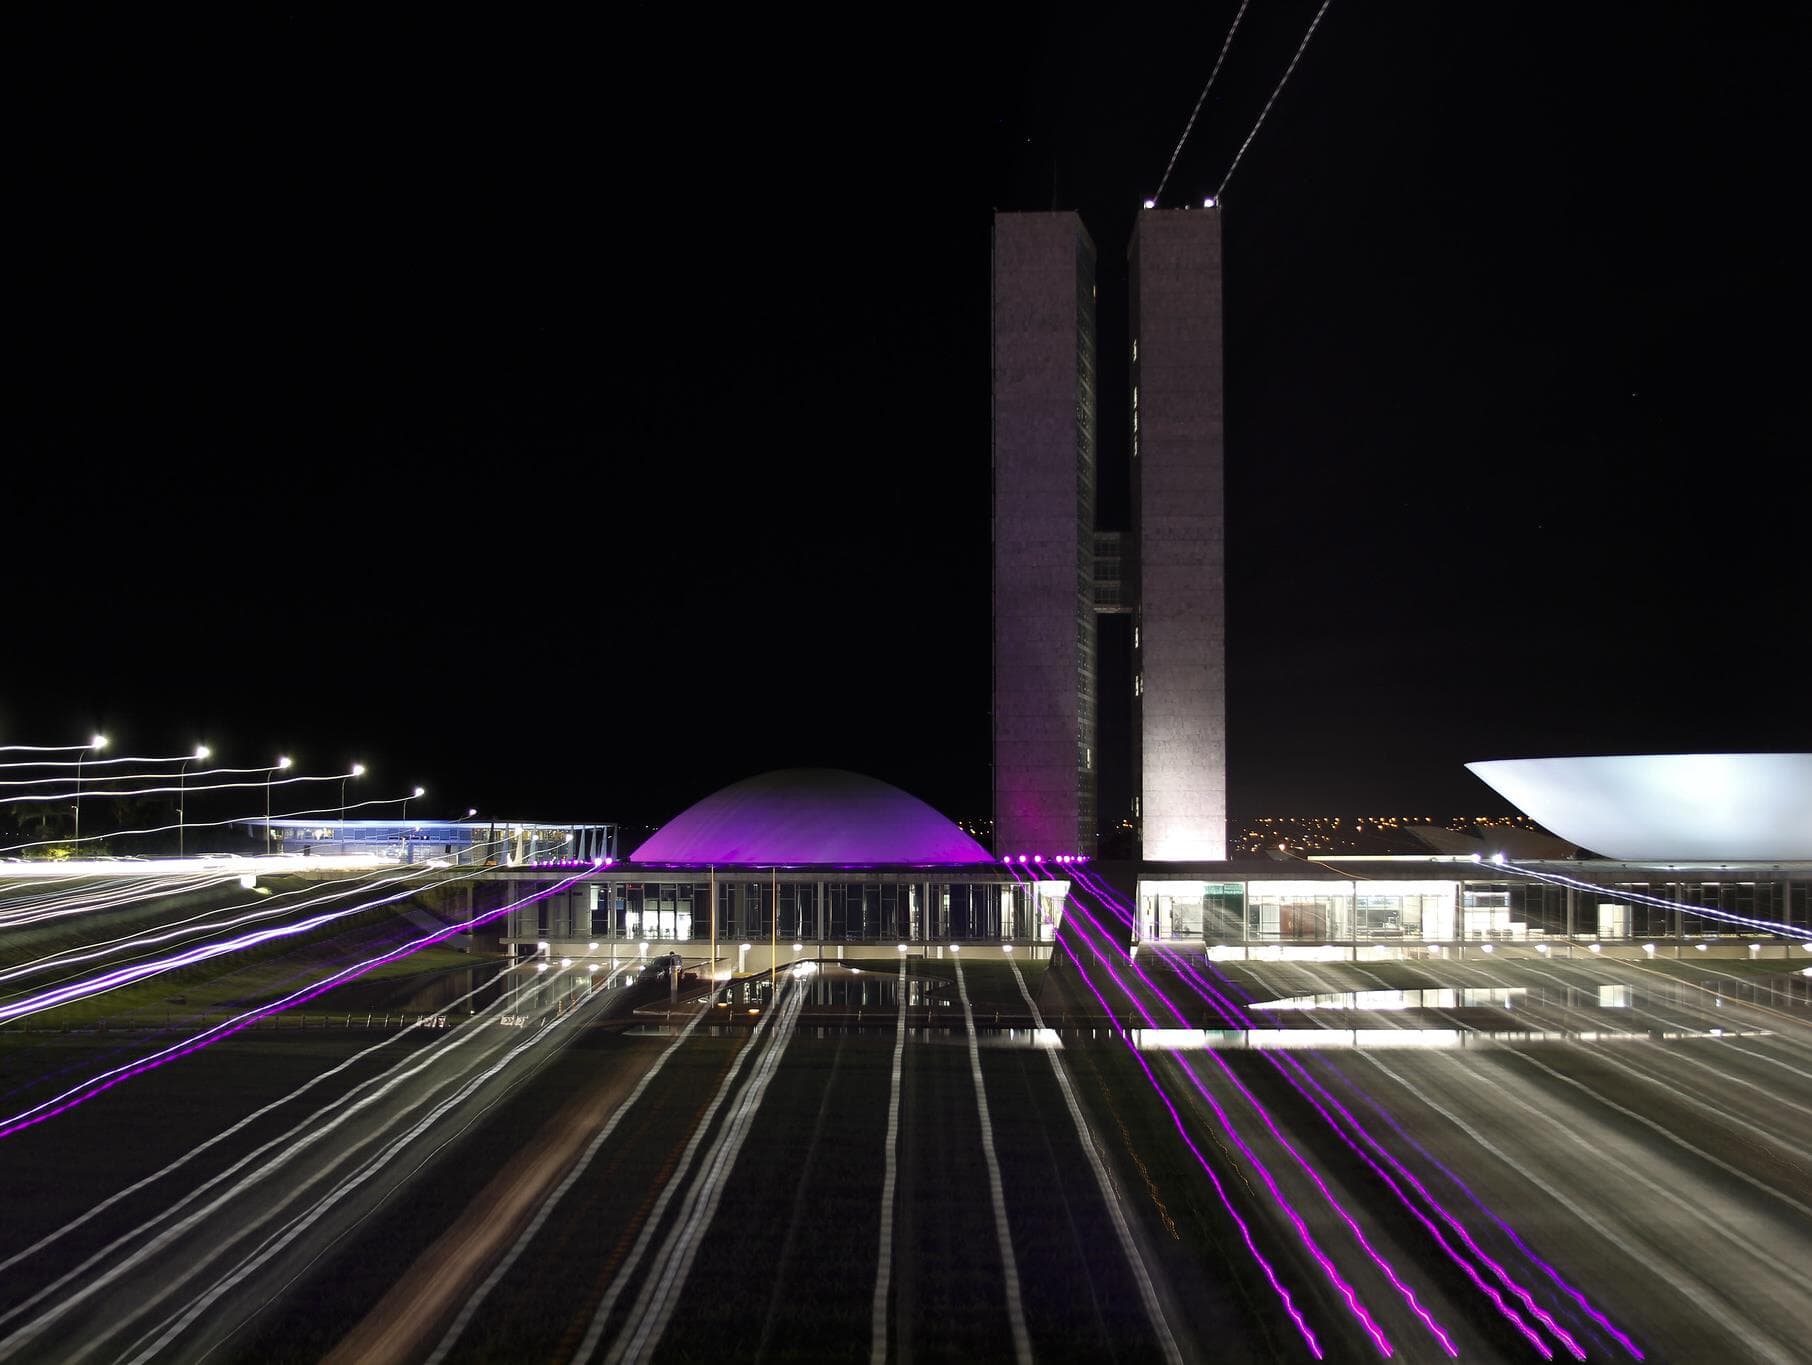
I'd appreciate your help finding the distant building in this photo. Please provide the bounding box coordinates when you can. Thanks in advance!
[991,206,1225,861]
[1129,207,1227,861]
[242,818,617,865]
[498,770,1067,965]
[991,211,1099,858]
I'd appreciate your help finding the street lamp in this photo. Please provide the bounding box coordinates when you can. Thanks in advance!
[266,756,291,856]
[178,744,209,858]
[340,763,365,831]
[73,733,106,846]
[403,785,425,823]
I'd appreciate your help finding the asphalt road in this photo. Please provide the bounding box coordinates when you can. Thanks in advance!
[6,917,1811,1362]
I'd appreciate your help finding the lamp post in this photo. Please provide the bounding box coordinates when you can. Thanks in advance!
[403,785,425,823]
[73,733,106,847]
[339,763,365,834]
[178,744,209,858]
[265,756,291,856]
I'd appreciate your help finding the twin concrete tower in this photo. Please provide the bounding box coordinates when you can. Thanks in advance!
[992,208,1226,862]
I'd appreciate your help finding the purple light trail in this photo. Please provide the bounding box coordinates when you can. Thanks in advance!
[1041,898,1326,1357]
[0,867,599,1141]
[1059,886,1454,1357]
[1068,866,1640,1360]
[1051,886,1397,1357]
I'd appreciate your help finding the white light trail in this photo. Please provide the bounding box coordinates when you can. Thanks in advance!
[425,973,726,1364]
[0,789,420,856]
[1005,955,1183,1364]
[606,979,810,1364]
[111,964,609,1364]
[951,957,1033,1365]
[0,860,588,1139]
[870,955,910,1365]
[571,979,801,1363]
[0,767,359,804]
[1,960,594,1357]
[0,752,197,778]
[0,961,516,1297]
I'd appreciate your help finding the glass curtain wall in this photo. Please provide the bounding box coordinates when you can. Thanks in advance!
[586,876,1028,944]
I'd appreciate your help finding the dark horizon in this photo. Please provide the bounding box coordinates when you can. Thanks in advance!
[10,6,1806,836]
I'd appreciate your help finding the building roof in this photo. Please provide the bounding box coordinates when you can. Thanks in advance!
[630,769,994,867]
[1466,754,1812,861]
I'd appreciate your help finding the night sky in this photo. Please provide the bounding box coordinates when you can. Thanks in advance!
[10,6,1807,839]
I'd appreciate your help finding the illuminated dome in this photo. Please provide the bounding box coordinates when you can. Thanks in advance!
[631,769,994,866]
[1466,754,1812,861]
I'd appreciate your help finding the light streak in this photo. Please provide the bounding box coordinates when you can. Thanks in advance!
[0,873,242,931]
[1001,952,1184,1364]
[0,789,423,855]
[0,960,517,1298]
[425,969,724,1364]
[1049,907,1324,1358]
[0,856,490,990]
[0,864,593,1140]
[1072,866,1621,1360]
[1497,861,1812,941]
[602,979,812,1364]
[1180,943,1645,1359]
[6,958,601,1359]
[0,889,417,1021]
[0,767,360,804]
[0,752,207,780]
[1055,886,1396,1357]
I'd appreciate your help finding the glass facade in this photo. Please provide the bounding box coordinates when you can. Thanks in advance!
[533,875,1053,946]
[515,870,1806,951]
[1137,875,1807,944]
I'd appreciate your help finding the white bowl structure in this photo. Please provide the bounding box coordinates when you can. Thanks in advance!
[1466,754,1812,862]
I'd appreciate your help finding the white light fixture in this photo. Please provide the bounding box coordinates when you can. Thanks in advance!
[91,734,109,750]
[1142,198,1156,209]
[793,942,804,952]
[950,943,961,953]
[897,943,908,953]
[1203,196,1216,208]
[1696,943,1709,951]
[535,962,548,973]
[350,762,366,777]
[1002,943,1014,953]
[276,755,292,770]
[412,786,426,798]
[560,957,572,967]
[1589,943,1602,953]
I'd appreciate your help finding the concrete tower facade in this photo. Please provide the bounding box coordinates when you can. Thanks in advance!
[1130,207,1227,860]
[991,212,1099,856]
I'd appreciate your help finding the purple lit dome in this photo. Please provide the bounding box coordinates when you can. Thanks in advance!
[630,769,993,866]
